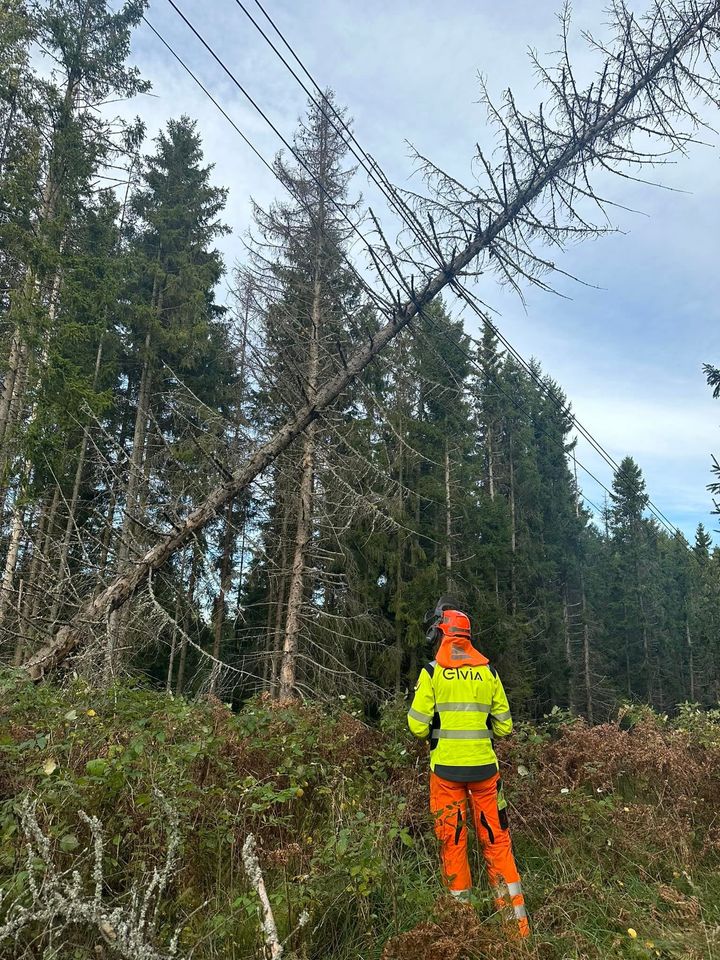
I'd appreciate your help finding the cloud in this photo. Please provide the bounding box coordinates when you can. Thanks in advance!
[573,394,717,461]
[121,0,719,539]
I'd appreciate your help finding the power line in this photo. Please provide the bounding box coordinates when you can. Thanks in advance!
[147,5,682,541]
[411,312,615,510]
[231,0,684,539]
[161,0,401,315]
[142,16,277,180]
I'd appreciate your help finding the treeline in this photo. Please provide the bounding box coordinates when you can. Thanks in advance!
[1,0,718,717]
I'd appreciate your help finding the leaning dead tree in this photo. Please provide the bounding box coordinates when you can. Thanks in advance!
[22,0,720,680]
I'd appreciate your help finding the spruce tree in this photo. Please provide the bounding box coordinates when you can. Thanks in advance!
[107,116,229,677]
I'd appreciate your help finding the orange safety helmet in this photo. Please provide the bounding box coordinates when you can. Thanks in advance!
[424,596,470,645]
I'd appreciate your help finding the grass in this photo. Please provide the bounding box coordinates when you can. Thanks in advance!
[1,672,719,959]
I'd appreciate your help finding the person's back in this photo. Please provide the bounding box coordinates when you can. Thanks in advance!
[408,599,529,939]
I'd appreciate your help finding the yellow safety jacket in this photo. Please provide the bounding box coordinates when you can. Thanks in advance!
[408,654,513,782]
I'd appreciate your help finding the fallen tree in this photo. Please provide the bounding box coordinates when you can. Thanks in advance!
[23,0,720,680]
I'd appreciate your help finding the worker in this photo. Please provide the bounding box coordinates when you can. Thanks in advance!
[407,596,529,938]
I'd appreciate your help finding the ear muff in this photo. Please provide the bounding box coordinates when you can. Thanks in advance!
[426,624,442,644]
[424,602,445,645]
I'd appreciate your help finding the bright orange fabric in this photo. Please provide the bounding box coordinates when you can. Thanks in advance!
[434,629,489,668]
[429,771,529,937]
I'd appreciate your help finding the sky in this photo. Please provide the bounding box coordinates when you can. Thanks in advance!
[116,0,719,542]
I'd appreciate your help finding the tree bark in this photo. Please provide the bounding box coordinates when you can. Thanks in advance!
[0,328,23,449]
[269,486,292,692]
[106,326,154,679]
[49,337,105,627]
[563,588,574,713]
[1,499,25,636]
[635,552,652,703]
[509,434,517,615]
[12,494,55,666]
[166,594,180,694]
[175,548,199,697]
[209,502,235,695]
[278,275,321,699]
[444,441,452,582]
[488,431,495,502]
[686,618,695,702]
[19,236,536,681]
[580,570,593,724]
[23,8,718,681]
[25,485,61,639]
[394,440,405,694]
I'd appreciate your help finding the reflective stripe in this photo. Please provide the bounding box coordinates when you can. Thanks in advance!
[492,710,512,722]
[514,904,528,920]
[436,729,492,740]
[408,707,433,724]
[450,889,471,900]
[437,701,491,713]
[507,881,523,897]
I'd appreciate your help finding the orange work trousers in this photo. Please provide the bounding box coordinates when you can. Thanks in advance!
[430,771,529,937]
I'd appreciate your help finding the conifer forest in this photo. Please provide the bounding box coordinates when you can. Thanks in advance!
[1,2,720,958]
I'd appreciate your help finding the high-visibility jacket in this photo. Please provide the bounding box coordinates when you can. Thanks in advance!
[408,638,512,782]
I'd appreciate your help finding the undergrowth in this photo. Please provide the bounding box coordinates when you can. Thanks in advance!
[1,673,720,959]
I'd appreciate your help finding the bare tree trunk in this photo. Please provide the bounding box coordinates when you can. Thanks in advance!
[509,435,517,615]
[572,446,580,518]
[26,485,61,637]
[622,592,632,697]
[166,594,180,694]
[269,490,291,692]
[394,543,404,694]
[580,570,593,724]
[393,434,405,694]
[0,183,60,468]
[1,500,25,637]
[209,503,235,695]
[563,588,574,712]
[106,327,154,679]
[0,262,63,521]
[509,443,516,556]
[444,441,452,582]
[175,548,198,697]
[636,559,652,703]
[122,331,154,553]
[263,576,276,688]
[488,431,495,502]
[0,79,19,179]
[12,495,55,666]
[686,618,695,702]
[278,260,322,699]
[49,338,105,627]
[22,1,720,680]
[0,328,23,449]
[3,338,29,447]
[489,400,499,606]
[97,379,134,581]
[278,442,316,698]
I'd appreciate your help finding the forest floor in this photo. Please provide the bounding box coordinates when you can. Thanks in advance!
[1,672,720,960]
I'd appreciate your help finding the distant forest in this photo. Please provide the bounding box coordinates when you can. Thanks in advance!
[1,0,719,718]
